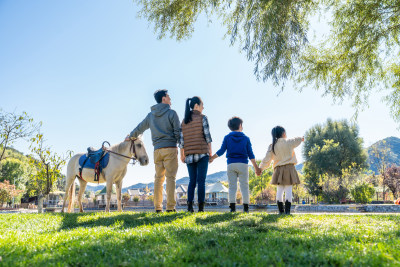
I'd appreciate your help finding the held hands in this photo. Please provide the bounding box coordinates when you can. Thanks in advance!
[125,135,131,141]
[209,154,217,164]
[255,166,262,177]
[180,154,186,163]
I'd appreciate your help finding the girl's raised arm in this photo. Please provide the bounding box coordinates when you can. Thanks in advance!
[287,137,303,148]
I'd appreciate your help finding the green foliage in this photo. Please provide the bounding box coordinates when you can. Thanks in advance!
[27,133,71,201]
[0,180,23,205]
[249,161,273,203]
[135,0,316,84]
[0,158,27,189]
[384,166,400,198]
[303,119,368,199]
[318,167,362,204]
[368,137,400,175]
[351,182,376,204]
[0,212,399,266]
[134,1,400,122]
[297,0,400,122]
[0,109,40,162]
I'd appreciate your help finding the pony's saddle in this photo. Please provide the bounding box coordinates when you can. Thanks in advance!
[78,141,111,183]
[87,147,105,164]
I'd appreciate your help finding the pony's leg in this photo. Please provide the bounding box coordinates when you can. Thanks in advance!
[105,177,113,212]
[77,179,88,213]
[116,180,123,212]
[61,175,75,213]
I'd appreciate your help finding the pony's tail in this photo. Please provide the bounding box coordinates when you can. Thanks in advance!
[67,181,76,213]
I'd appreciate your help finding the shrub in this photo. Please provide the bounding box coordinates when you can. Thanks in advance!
[133,196,140,202]
[351,183,375,204]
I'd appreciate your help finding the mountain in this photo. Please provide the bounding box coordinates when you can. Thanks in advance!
[85,185,106,192]
[295,136,400,174]
[86,171,229,193]
[121,183,154,193]
[176,171,228,185]
[367,136,400,173]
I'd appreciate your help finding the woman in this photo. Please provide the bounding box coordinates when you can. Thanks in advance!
[179,96,212,212]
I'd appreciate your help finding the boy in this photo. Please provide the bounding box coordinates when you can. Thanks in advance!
[209,117,261,212]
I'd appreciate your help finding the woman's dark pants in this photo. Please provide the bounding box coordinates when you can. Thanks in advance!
[187,156,209,203]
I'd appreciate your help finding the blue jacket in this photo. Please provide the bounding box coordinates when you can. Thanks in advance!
[216,132,255,164]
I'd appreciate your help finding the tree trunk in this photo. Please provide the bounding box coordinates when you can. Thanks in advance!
[37,194,44,213]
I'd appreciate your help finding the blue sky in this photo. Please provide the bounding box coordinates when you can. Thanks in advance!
[1,0,398,187]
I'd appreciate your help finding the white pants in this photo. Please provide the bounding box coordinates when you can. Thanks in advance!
[227,163,250,204]
[276,185,293,202]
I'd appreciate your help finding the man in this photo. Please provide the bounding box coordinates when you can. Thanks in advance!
[128,89,180,212]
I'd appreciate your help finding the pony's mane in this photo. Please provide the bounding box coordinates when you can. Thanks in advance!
[109,138,141,154]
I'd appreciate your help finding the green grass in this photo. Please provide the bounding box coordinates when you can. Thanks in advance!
[0,212,399,266]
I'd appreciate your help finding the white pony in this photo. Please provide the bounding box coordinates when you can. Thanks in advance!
[61,137,149,213]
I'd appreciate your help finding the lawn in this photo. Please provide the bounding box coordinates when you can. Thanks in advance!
[0,212,399,266]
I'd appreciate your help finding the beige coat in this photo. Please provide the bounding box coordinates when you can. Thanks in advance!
[259,137,302,185]
[259,137,302,170]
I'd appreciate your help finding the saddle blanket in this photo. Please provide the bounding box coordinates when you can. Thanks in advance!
[79,153,110,170]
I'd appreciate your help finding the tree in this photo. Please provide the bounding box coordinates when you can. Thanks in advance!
[123,193,131,204]
[369,140,391,200]
[0,180,23,206]
[318,167,361,204]
[0,158,25,186]
[134,1,400,122]
[303,119,368,200]
[28,133,71,213]
[351,182,376,204]
[0,110,40,163]
[249,162,273,204]
[383,166,400,199]
[292,174,309,204]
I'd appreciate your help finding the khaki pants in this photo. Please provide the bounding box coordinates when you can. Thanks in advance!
[154,147,178,211]
[227,163,250,204]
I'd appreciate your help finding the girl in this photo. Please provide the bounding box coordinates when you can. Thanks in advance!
[179,96,212,212]
[259,126,304,215]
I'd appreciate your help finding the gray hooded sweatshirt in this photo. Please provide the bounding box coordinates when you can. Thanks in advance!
[129,103,181,150]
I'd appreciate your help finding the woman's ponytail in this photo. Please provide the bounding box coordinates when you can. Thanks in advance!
[183,96,203,124]
[184,98,192,124]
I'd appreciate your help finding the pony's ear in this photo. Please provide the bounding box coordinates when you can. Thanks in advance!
[137,134,143,140]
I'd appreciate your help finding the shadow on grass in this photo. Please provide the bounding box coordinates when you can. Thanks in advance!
[56,211,193,231]
[195,212,282,226]
[7,215,400,266]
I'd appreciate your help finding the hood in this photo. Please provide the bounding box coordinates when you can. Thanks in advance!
[151,103,171,117]
[228,131,246,142]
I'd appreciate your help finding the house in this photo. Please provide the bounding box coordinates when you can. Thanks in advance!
[128,189,143,201]
[176,184,188,205]
[205,182,228,205]
[95,186,118,208]
[176,184,188,199]
[44,190,64,207]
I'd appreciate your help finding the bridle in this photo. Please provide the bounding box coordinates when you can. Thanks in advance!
[102,139,138,165]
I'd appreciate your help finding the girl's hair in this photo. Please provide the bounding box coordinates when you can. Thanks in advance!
[184,96,202,124]
[271,126,286,154]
